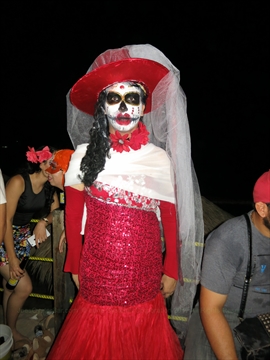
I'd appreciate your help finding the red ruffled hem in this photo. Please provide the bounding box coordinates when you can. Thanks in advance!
[47,292,183,360]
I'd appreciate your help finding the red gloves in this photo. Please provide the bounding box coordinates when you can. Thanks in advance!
[64,186,85,274]
[159,200,178,280]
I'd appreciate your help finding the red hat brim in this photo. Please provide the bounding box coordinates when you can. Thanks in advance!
[70,58,169,115]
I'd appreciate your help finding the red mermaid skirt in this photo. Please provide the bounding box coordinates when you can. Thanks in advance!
[47,292,183,360]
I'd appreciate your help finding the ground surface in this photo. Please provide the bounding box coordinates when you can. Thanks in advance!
[0,304,55,359]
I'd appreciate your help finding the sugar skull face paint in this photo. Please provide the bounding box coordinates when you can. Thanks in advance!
[105,82,145,133]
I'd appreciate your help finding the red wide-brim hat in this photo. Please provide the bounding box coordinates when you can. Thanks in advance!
[70,58,169,116]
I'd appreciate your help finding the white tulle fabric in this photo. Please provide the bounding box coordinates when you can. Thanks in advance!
[66,44,204,340]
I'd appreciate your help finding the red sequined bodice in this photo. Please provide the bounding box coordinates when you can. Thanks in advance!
[80,183,162,307]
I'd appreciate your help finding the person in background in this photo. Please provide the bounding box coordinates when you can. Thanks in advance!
[47,44,204,360]
[184,169,270,359]
[46,149,74,191]
[0,169,7,242]
[0,145,59,350]
[45,149,74,253]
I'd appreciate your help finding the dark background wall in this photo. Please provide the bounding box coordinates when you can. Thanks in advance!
[1,2,269,214]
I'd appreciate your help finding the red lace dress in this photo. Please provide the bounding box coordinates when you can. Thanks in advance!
[47,183,183,360]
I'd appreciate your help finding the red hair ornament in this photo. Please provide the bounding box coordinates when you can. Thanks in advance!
[26,146,52,163]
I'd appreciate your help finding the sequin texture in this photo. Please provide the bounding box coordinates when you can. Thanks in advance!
[80,184,162,306]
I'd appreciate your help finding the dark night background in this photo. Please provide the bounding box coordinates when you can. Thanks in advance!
[1,2,269,215]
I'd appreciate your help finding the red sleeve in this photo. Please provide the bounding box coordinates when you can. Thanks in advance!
[159,200,178,280]
[64,186,84,274]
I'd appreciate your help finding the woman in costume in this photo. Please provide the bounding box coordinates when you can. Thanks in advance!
[0,146,59,349]
[46,149,74,190]
[47,44,204,360]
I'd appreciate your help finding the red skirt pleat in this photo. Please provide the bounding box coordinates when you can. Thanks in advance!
[47,292,183,360]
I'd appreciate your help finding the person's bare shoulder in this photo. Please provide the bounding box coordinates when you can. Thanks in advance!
[71,183,84,191]
[6,174,25,193]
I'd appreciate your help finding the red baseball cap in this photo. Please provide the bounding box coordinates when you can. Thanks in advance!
[46,150,74,174]
[253,170,270,203]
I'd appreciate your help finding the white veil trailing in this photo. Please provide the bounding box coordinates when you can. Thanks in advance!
[67,44,204,341]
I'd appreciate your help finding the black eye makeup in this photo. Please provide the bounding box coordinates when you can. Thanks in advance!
[106,92,140,106]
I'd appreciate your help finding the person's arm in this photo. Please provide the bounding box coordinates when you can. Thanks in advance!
[0,203,6,242]
[58,229,66,253]
[159,200,178,298]
[33,191,60,247]
[64,185,85,285]
[58,230,79,288]
[4,175,25,279]
[0,171,6,241]
[200,286,238,360]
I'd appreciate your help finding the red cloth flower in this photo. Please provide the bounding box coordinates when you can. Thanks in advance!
[110,122,149,153]
[26,146,38,163]
[129,122,149,150]
[36,146,52,162]
[26,146,52,163]
[110,132,130,153]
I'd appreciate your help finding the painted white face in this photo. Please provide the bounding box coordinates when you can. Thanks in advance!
[105,82,145,133]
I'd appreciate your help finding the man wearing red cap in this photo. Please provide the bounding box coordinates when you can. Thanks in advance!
[184,170,270,360]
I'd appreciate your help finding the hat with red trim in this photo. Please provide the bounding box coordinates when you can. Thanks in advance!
[70,58,169,116]
[253,170,270,203]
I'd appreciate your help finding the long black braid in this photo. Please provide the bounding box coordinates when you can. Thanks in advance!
[80,91,111,186]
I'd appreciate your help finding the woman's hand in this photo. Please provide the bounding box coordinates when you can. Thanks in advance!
[33,192,59,248]
[160,274,177,298]
[58,229,66,253]
[33,220,48,248]
[8,255,24,279]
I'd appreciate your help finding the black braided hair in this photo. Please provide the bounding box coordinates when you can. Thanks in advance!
[80,91,110,186]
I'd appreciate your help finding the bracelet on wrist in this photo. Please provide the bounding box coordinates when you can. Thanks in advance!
[41,217,49,223]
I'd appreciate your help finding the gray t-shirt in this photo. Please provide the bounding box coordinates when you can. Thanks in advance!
[201,211,270,317]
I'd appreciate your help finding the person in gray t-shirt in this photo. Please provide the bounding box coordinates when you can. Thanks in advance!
[184,170,270,360]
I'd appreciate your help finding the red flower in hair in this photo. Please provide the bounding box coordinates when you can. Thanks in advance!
[26,147,38,163]
[36,146,52,163]
[26,146,52,163]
